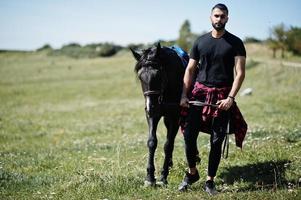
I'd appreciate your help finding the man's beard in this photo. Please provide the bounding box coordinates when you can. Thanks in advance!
[212,22,226,31]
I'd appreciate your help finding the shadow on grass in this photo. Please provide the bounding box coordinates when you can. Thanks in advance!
[220,160,292,191]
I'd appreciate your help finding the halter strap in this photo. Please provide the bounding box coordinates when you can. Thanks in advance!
[143,90,161,96]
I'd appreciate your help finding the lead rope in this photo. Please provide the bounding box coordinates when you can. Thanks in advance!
[222,113,230,159]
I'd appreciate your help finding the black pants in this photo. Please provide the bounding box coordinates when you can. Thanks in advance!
[184,106,229,177]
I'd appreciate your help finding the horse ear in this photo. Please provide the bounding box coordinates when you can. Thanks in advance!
[156,42,161,50]
[130,48,142,61]
[155,42,161,57]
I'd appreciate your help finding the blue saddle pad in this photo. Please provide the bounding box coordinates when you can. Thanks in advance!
[169,45,189,67]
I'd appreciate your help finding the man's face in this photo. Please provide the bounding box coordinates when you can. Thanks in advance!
[210,8,228,31]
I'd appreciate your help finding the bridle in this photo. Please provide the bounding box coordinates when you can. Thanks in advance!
[141,59,166,105]
[143,89,179,107]
[143,90,161,96]
[143,90,163,105]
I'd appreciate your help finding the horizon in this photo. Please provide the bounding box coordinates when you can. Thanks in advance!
[0,0,301,51]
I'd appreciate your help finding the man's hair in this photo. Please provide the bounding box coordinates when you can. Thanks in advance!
[212,3,228,15]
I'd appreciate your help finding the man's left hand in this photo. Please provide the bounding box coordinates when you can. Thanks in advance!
[216,97,234,110]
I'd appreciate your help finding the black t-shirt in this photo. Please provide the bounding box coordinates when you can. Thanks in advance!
[190,31,246,87]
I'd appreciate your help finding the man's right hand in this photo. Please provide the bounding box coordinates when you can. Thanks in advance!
[180,96,189,107]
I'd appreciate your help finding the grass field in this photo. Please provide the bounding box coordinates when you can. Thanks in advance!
[0,44,301,199]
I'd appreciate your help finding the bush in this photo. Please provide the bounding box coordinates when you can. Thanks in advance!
[127,43,146,50]
[62,43,81,48]
[48,42,123,58]
[97,43,121,57]
[36,44,52,52]
[244,37,262,43]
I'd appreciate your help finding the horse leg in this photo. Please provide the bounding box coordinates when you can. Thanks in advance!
[158,116,178,185]
[145,116,160,186]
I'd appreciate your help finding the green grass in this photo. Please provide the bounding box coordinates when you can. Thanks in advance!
[0,45,301,199]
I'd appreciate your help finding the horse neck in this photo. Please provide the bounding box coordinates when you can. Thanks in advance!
[160,49,185,101]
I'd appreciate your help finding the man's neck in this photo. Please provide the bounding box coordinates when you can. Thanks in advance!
[211,29,226,38]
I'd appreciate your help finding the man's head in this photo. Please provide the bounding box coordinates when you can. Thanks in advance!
[210,3,229,31]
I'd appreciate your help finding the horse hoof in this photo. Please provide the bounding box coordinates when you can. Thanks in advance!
[144,180,156,187]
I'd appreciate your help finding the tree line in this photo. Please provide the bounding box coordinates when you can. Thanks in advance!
[36,42,123,59]
[175,21,301,58]
[36,21,301,59]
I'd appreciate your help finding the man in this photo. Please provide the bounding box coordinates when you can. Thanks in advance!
[178,3,247,195]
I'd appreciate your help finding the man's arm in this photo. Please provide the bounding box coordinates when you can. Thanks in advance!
[217,56,246,110]
[229,56,246,98]
[180,58,199,107]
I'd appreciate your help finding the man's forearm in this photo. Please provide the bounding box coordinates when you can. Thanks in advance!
[228,72,245,98]
[182,68,195,97]
[182,59,198,97]
[229,56,246,98]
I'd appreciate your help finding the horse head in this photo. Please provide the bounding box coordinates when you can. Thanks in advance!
[131,43,165,117]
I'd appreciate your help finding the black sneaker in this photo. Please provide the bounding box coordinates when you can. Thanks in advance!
[204,180,218,195]
[178,170,200,192]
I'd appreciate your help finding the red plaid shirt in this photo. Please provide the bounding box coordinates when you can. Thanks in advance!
[180,82,247,148]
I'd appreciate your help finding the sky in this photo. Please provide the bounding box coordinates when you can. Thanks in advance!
[0,0,300,50]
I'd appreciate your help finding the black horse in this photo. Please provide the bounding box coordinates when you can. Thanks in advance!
[130,43,186,186]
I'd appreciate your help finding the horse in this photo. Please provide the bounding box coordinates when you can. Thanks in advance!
[130,43,186,186]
